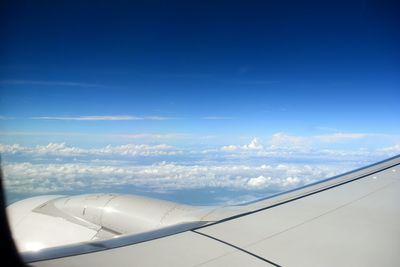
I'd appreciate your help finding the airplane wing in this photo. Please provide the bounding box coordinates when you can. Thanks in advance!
[7,155,400,267]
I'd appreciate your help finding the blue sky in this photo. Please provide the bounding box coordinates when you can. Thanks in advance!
[1,0,399,205]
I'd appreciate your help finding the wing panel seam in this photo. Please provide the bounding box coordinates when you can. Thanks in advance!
[192,230,282,267]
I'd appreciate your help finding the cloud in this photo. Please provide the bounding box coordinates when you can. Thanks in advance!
[221,145,239,152]
[5,134,382,165]
[221,138,263,152]
[0,144,29,154]
[244,138,263,150]
[0,143,180,157]
[217,134,400,163]
[247,175,271,188]
[2,161,339,194]
[315,133,368,142]
[221,132,386,155]
[93,144,179,156]
[377,144,400,154]
[221,135,310,155]
[3,139,398,203]
[0,143,84,156]
[31,115,172,121]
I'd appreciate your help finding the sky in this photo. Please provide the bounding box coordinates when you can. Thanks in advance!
[0,0,399,205]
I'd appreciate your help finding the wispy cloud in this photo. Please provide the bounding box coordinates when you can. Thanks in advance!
[31,115,172,121]
[0,80,108,88]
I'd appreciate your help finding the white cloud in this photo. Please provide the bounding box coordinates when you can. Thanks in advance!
[377,144,400,154]
[282,176,301,187]
[247,175,271,188]
[35,143,86,156]
[0,143,180,157]
[220,135,311,158]
[3,138,398,203]
[0,143,85,156]
[93,144,179,156]
[31,115,172,121]
[221,138,263,152]
[0,144,29,154]
[244,138,263,150]
[221,145,239,152]
[2,135,391,164]
[2,161,339,194]
[2,134,399,198]
[220,132,398,157]
[315,133,368,143]
[216,134,400,164]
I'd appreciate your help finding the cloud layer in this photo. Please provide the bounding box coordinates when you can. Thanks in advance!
[0,143,179,157]
[2,161,338,195]
[2,134,399,205]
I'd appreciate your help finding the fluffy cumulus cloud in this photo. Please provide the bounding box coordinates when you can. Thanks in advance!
[0,144,29,154]
[221,138,263,152]
[221,134,310,156]
[244,138,263,150]
[219,133,400,161]
[247,175,271,188]
[2,161,338,194]
[1,136,399,204]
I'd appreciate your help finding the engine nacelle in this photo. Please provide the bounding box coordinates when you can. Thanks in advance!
[6,193,212,252]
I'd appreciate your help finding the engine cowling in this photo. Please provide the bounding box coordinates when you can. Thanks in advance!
[6,193,213,252]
